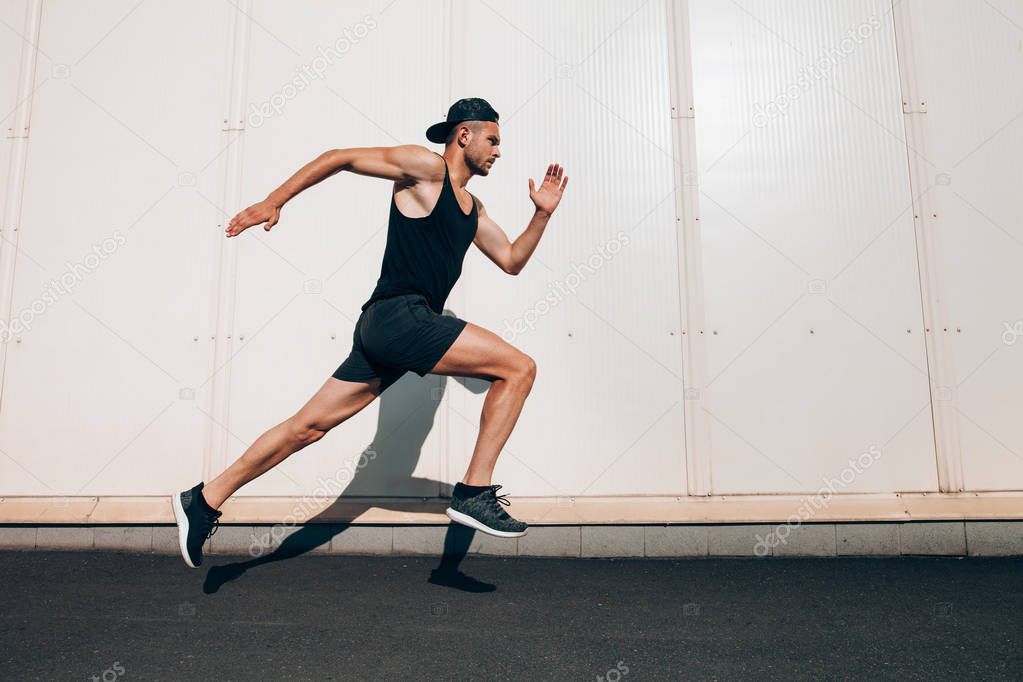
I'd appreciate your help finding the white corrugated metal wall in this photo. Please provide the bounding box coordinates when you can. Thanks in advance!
[689,0,936,494]
[0,0,1020,510]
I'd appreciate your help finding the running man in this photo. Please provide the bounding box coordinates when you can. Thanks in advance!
[172,98,568,567]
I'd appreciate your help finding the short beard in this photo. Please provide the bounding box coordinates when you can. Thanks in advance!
[466,155,488,176]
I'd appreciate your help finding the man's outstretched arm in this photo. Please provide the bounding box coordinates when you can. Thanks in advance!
[225,145,440,237]
[473,163,568,275]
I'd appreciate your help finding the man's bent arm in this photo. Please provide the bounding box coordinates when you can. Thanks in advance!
[508,209,551,275]
[474,201,551,276]
[473,162,566,274]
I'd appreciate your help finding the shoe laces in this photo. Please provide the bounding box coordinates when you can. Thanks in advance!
[489,484,511,507]
[202,509,222,540]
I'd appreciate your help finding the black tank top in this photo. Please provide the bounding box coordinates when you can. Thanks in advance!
[361,152,479,315]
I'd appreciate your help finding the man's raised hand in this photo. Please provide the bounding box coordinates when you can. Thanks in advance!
[226,199,281,237]
[528,163,568,216]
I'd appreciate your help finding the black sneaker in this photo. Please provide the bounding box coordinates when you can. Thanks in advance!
[445,483,528,538]
[171,481,222,568]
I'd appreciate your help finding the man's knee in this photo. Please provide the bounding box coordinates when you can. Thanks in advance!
[511,352,537,386]
[287,419,329,447]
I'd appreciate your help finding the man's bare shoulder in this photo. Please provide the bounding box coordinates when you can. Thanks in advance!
[340,144,444,185]
[470,193,484,213]
[391,144,445,186]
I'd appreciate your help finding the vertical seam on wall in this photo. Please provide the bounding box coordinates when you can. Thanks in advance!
[0,0,43,416]
[204,0,252,481]
[441,0,470,494]
[890,0,964,493]
[665,0,713,496]
[438,0,454,494]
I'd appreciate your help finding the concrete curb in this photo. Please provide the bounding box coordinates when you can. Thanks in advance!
[4,521,1023,557]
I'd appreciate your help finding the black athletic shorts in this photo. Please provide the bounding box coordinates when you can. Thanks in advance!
[331,293,467,392]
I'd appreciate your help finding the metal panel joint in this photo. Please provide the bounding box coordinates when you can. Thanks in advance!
[902,99,927,114]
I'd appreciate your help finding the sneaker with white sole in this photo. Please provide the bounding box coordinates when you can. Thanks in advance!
[445,483,527,538]
[171,481,222,568]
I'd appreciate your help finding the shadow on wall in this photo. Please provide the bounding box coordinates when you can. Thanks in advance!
[204,308,500,595]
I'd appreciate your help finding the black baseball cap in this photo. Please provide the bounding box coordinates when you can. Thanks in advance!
[426,98,500,144]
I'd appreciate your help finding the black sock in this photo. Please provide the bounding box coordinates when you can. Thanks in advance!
[454,482,490,498]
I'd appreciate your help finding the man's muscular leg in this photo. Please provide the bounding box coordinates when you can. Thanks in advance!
[202,377,383,509]
[428,322,536,486]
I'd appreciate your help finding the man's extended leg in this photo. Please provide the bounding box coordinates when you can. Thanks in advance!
[428,322,536,486]
[203,377,384,508]
[428,321,535,538]
[172,377,383,568]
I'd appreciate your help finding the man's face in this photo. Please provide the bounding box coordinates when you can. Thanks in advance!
[464,121,501,176]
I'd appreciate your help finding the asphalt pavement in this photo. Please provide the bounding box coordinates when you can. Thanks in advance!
[2,550,1021,680]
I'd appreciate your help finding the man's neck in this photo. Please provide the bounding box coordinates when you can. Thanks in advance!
[442,153,472,189]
